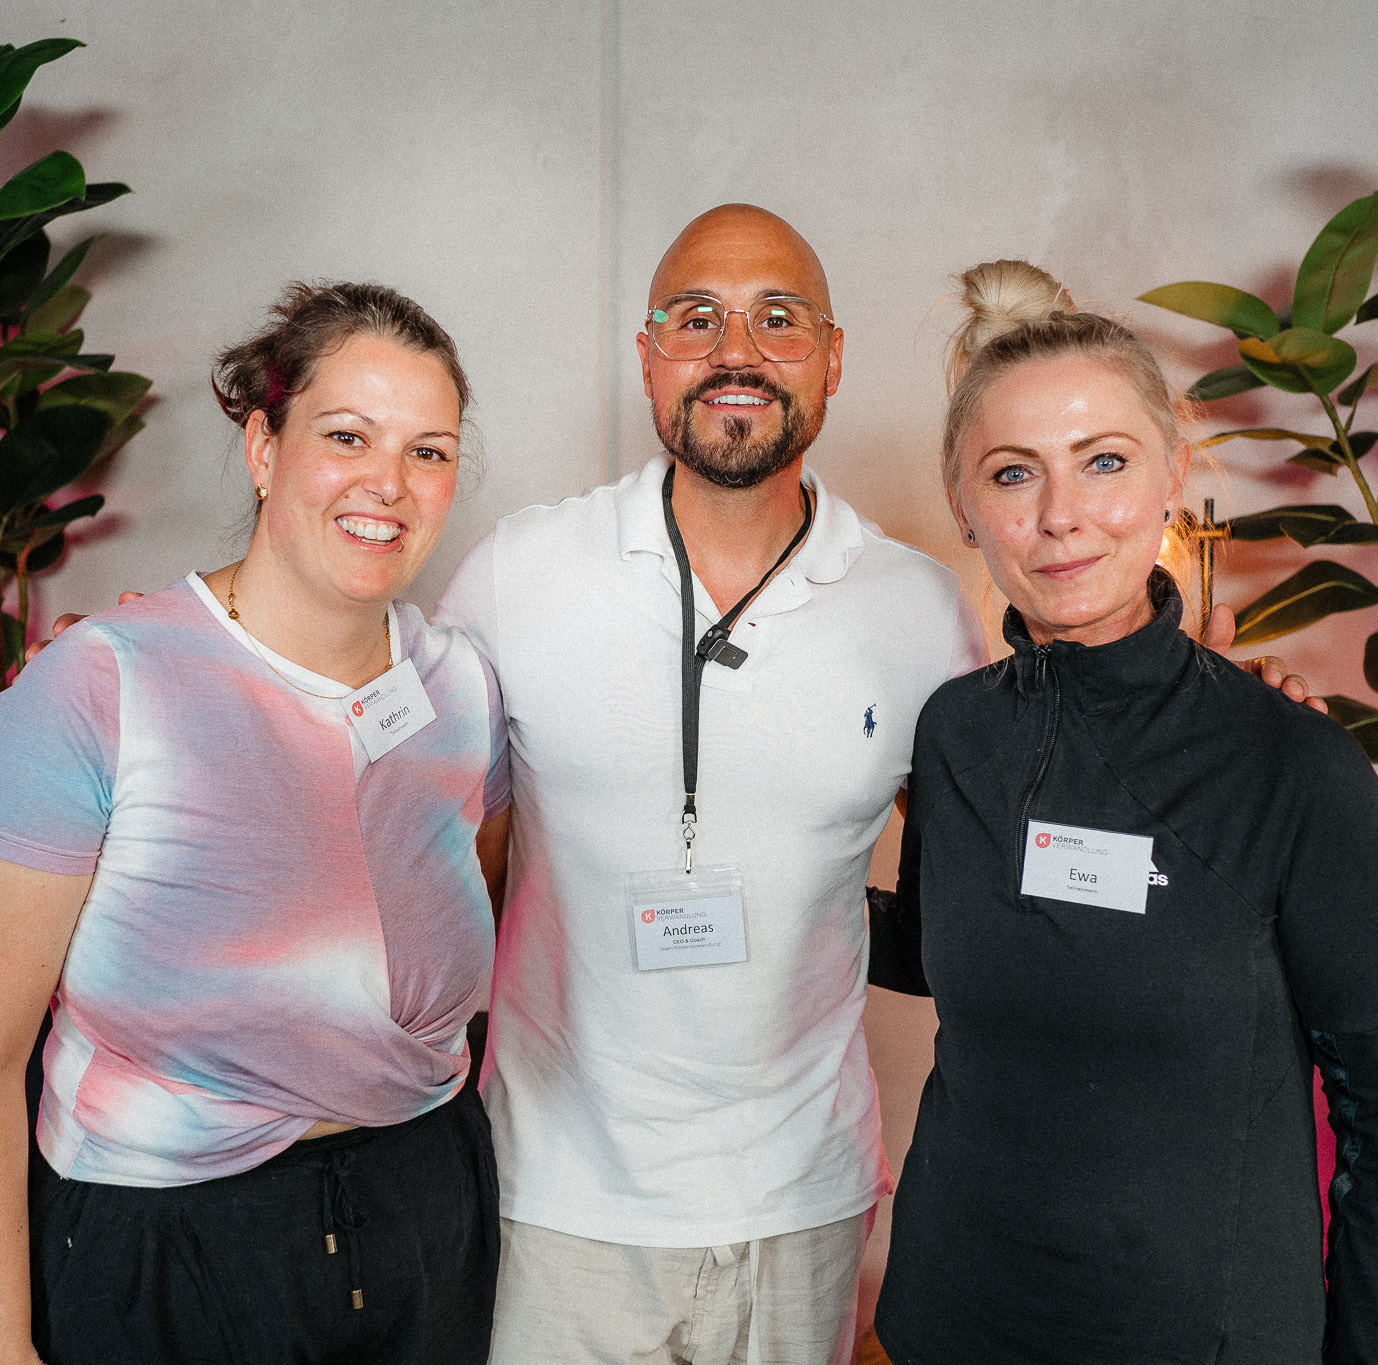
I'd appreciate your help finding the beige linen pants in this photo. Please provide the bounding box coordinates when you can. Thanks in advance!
[487,1209,872,1365]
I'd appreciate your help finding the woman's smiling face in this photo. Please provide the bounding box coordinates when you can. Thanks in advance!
[950,354,1189,647]
[247,331,461,611]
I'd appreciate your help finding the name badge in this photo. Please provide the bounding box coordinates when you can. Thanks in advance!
[626,866,747,971]
[341,657,436,763]
[1021,819,1155,915]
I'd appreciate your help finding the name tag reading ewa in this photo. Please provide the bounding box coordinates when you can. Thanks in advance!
[626,866,747,970]
[1021,819,1155,915]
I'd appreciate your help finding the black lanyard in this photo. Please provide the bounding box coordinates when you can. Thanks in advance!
[661,463,815,872]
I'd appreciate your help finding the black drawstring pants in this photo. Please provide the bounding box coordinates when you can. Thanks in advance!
[29,1085,498,1365]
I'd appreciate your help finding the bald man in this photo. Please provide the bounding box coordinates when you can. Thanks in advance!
[434,204,984,1363]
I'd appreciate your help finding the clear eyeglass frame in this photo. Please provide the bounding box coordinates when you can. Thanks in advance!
[644,293,836,363]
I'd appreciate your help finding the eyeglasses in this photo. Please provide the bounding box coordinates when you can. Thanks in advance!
[645,294,835,363]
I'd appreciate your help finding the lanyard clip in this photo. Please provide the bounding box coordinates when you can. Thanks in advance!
[682,800,697,874]
[696,625,749,670]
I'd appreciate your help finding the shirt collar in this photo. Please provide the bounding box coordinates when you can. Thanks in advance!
[1002,568,1202,706]
[615,453,865,586]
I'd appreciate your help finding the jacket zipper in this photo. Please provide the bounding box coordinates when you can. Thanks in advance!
[1014,646,1061,895]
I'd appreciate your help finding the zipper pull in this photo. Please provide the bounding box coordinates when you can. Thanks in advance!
[1033,645,1050,691]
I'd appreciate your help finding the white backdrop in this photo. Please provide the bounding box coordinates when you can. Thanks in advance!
[9,0,1378,1335]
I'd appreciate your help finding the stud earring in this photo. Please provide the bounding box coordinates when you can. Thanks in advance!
[256,484,268,501]
[1164,508,1171,525]
[965,529,976,544]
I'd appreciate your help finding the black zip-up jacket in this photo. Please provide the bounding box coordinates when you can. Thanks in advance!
[870,577,1378,1365]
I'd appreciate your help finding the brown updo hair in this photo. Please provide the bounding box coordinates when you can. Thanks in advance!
[212,281,470,433]
[941,260,1192,489]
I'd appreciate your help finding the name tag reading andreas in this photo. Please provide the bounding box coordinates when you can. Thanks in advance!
[1021,819,1154,915]
[342,658,436,763]
[626,866,747,971]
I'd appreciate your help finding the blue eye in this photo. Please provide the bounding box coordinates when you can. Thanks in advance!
[994,466,1029,486]
[1091,453,1125,472]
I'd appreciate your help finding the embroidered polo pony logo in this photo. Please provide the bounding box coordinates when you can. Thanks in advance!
[863,705,877,739]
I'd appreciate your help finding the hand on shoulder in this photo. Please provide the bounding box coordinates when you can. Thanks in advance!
[23,592,143,662]
[1201,604,1328,713]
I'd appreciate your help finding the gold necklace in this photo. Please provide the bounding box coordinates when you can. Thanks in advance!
[225,560,392,701]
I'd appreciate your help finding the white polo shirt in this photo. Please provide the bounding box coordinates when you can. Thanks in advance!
[435,454,983,1246]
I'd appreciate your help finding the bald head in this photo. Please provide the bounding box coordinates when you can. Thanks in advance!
[648,204,832,315]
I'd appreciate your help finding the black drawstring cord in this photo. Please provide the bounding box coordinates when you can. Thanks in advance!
[319,1148,367,1310]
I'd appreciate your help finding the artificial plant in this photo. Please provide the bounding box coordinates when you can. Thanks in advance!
[1140,190,1378,758]
[0,37,150,686]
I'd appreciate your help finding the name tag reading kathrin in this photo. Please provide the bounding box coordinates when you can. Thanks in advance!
[341,657,436,763]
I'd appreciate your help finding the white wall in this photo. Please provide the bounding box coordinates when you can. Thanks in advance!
[10,0,1378,1337]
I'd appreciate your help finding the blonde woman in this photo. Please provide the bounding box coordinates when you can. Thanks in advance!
[870,262,1378,1364]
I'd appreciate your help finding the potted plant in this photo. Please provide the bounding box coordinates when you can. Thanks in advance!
[1140,191,1378,758]
[0,36,151,686]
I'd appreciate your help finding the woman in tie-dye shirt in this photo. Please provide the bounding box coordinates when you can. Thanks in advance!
[0,284,507,1365]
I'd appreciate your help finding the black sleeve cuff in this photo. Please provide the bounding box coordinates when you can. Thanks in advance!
[866,885,930,996]
[1313,1026,1378,1363]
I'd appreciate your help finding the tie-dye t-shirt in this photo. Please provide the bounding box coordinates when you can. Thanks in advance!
[0,573,507,1188]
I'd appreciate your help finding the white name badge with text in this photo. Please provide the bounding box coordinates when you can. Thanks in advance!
[1021,819,1155,915]
[341,658,437,763]
[626,865,747,971]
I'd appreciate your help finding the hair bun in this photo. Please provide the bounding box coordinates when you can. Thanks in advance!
[948,260,1070,389]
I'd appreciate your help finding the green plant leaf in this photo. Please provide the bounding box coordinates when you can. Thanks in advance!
[1233,560,1378,645]
[0,609,23,674]
[22,283,88,335]
[1197,427,1334,451]
[1238,328,1358,394]
[1365,632,1378,693]
[21,527,66,573]
[0,38,84,133]
[94,412,143,461]
[0,230,49,318]
[3,520,66,556]
[1138,282,1280,339]
[1339,364,1377,407]
[20,234,97,318]
[1324,523,1378,544]
[1187,364,1267,403]
[1292,192,1378,334]
[0,352,113,400]
[0,151,85,222]
[1358,294,1378,325]
[0,495,102,567]
[1287,450,1343,475]
[0,328,83,384]
[37,370,151,425]
[0,183,130,261]
[0,342,117,385]
[1321,695,1378,762]
[0,528,71,573]
[1289,431,1378,475]
[0,406,111,514]
[0,493,103,552]
[1225,504,1378,545]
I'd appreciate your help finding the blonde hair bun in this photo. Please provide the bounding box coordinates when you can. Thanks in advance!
[948,260,1070,391]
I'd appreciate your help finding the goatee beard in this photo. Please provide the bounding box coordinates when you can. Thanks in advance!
[656,372,822,490]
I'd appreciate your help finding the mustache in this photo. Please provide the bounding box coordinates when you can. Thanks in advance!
[685,371,791,405]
